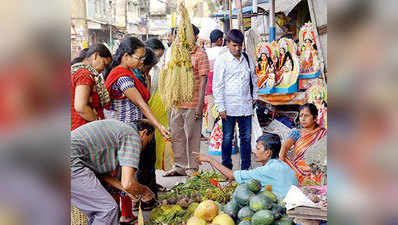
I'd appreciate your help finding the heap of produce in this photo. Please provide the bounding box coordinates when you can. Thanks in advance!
[151,178,296,225]
[158,171,237,207]
[149,204,193,225]
[158,2,195,109]
[223,179,295,225]
[187,200,235,225]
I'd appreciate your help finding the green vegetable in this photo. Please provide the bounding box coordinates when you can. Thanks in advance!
[249,194,273,212]
[237,206,254,220]
[246,179,262,193]
[273,216,294,225]
[238,220,252,225]
[234,184,255,206]
[223,200,239,217]
[261,190,278,203]
[271,204,286,220]
[251,210,274,225]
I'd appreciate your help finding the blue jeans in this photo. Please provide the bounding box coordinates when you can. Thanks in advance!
[221,115,252,170]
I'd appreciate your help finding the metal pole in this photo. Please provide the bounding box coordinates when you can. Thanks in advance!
[269,0,275,42]
[229,0,232,30]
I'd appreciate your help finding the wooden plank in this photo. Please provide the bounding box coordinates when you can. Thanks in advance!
[294,218,321,225]
[287,206,327,221]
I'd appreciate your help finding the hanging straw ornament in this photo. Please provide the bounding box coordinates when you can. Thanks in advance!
[158,2,195,109]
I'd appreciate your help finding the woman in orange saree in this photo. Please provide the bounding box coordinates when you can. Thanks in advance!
[279,103,327,186]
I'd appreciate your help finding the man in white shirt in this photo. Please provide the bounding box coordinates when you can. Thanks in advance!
[212,29,258,170]
[202,29,227,138]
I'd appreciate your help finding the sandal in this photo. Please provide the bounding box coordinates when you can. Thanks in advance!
[162,169,186,177]
[133,199,157,211]
[120,216,138,225]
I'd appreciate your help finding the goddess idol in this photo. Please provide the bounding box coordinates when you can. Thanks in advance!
[299,22,321,80]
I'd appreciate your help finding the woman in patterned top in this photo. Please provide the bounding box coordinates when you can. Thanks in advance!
[103,37,170,224]
[103,37,170,139]
[70,44,112,131]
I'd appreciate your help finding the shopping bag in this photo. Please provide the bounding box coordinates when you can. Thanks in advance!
[251,109,263,151]
[208,120,223,155]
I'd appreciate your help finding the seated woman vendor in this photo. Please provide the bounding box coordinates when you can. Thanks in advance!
[279,103,327,186]
[194,134,298,197]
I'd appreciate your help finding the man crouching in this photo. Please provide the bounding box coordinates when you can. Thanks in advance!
[71,119,155,225]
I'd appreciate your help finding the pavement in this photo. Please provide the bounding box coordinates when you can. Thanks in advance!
[133,140,263,221]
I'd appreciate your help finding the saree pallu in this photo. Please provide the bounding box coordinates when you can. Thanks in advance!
[284,127,327,186]
[148,91,174,171]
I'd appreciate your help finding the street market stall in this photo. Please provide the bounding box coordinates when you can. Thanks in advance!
[150,171,327,225]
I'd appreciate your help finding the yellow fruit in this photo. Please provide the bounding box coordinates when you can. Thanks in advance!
[212,213,235,225]
[194,200,219,222]
[187,216,207,225]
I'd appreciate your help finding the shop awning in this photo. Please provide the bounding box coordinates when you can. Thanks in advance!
[213,0,301,17]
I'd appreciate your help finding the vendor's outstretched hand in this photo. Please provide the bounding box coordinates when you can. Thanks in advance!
[193,152,212,165]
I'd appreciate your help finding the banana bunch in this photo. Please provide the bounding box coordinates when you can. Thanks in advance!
[159,3,195,109]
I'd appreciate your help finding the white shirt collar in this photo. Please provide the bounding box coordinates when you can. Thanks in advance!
[226,49,243,63]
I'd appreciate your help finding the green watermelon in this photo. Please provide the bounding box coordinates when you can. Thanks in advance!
[223,200,239,217]
[237,206,254,221]
[249,194,273,211]
[271,204,287,220]
[234,185,255,206]
[246,179,262,193]
[261,191,278,203]
[238,220,252,225]
[274,216,294,225]
[251,210,274,225]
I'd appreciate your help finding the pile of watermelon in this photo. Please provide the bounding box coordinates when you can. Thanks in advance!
[223,179,295,225]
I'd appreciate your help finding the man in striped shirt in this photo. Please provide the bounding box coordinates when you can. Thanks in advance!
[71,119,155,225]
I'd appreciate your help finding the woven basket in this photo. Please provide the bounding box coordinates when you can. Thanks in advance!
[71,206,87,225]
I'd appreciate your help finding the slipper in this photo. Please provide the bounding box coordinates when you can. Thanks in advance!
[156,183,168,192]
[162,169,186,177]
[120,216,138,225]
[133,199,157,211]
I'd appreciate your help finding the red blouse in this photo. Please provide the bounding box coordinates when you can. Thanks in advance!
[71,68,104,131]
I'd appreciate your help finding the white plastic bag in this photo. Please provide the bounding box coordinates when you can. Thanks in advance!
[283,185,316,210]
[251,109,263,151]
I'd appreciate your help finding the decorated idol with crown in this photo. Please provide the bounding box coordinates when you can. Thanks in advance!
[257,38,299,94]
[299,22,321,79]
[256,41,278,89]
